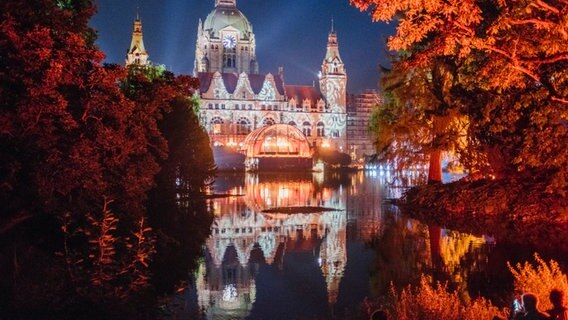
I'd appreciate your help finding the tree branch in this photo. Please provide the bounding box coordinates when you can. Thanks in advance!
[551,96,568,104]
[534,0,561,14]
[508,19,556,29]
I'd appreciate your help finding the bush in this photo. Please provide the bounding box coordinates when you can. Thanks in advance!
[508,253,568,311]
[372,255,567,320]
[382,276,505,320]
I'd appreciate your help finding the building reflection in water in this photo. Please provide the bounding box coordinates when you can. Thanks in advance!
[192,171,491,319]
[196,172,355,319]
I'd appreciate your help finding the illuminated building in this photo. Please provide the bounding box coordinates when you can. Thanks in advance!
[346,89,382,162]
[125,15,149,67]
[194,0,347,152]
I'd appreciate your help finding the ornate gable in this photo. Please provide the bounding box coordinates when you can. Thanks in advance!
[234,72,254,99]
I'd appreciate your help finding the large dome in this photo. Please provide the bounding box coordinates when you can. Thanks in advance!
[203,6,253,39]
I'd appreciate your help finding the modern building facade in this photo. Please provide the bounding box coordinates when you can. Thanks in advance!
[346,89,382,162]
[194,0,348,152]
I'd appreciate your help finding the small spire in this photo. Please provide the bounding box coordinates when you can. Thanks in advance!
[331,17,334,33]
[136,1,140,20]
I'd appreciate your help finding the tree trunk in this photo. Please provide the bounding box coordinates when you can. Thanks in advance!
[428,150,443,184]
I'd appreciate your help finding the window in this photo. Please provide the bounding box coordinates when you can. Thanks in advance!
[236,117,251,135]
[262,117,275,126]
[208,103,213,109]
[211,117,224,135]
[302,121,312,137]
[223,47,236,68]
[317,122,325,137]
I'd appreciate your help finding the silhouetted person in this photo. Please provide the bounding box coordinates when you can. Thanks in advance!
[370,309,388,320]
[514,293,549,320]
[547,289,568,320]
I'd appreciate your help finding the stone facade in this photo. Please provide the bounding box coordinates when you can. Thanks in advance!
[194,0,348,152]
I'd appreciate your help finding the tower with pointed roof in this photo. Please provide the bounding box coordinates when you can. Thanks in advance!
[126,15,149,67]
[320,22,347,114]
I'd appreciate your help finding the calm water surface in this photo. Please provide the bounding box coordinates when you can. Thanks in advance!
[175,171,564,320]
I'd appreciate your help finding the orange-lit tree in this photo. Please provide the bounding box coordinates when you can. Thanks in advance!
[371,56,468,183]
[354,0,568,186]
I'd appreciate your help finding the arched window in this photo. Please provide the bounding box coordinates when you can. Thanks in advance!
[316,122,325,137]
[302,121,311,137]
[211,117,224,135]
[223,47,236,68]
[236,117,251,135]
[288,121,297,127]
[262,117,276,126]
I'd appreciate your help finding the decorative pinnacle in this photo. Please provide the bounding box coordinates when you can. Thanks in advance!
[136,1,140,20]
[331,17,334,33]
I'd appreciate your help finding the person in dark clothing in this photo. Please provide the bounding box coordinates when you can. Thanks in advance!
[546,289,568,320]
[514,293,549,320]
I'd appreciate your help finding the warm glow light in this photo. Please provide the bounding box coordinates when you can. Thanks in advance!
[276,138,290,147]
[321,140,331,148]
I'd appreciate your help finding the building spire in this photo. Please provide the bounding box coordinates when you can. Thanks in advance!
[331,17,334,33]
[126,13,149,67]
[215,0,236,7]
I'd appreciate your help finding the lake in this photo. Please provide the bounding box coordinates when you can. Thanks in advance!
[166,170,566,320]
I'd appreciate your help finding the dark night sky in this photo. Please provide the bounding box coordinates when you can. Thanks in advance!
[91,0,395,93]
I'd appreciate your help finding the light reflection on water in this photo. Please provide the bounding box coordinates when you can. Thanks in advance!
[187,171,490,320]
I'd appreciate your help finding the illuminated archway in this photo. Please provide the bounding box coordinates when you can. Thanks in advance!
[240,124,313,171]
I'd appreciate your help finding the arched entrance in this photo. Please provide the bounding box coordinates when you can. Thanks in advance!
[240,124,313,171]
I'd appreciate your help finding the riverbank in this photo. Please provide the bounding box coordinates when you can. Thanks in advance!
[397,177,568,253]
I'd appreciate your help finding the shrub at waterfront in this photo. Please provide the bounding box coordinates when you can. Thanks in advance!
[369,255,568,320]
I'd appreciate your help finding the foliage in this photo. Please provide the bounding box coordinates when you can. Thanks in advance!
[353,0,568,185]
[371,58,469,181]
[380,276,506,320]
[373,255,567,320]
[0,0,214,317]
[127,65,215,294]
[0,0,162,230]
[508,254,568,311]
[59,199,156,302]
[314,147,352,166]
